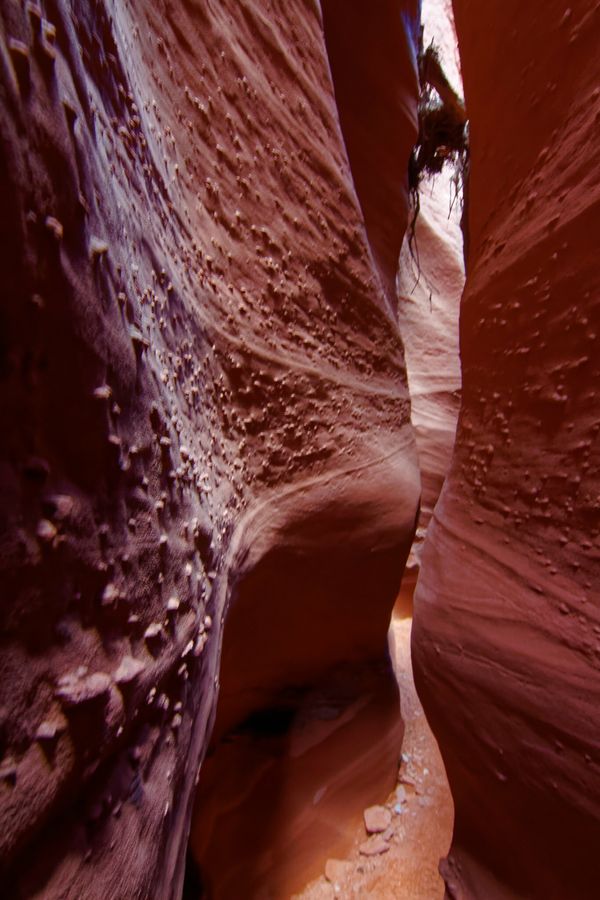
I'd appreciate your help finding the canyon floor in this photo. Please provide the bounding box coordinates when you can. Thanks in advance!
[294,614,454,900]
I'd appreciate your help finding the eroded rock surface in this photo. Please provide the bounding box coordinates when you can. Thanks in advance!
[413,2,600,897]
[321,0,420,301]
[0,0,419,897]
[396,0,464,610]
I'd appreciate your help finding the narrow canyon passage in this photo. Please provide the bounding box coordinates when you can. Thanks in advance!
[295,612,454,900]
[185,3,465,896]
[1,1,598,899]
[187,539,409,898]
[186,578,456,900]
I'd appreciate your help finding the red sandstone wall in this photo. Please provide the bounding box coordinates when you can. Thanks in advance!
[413,1,600,897]
[395,0,464,609]
[0,1,419,896]
[321,0,420,302]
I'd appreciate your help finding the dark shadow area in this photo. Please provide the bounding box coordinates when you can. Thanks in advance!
[186,540,409,899]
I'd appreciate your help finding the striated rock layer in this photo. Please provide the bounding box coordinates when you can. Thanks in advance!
[0,0,420,897]
[395,0,464,612]
[395,166,463,614]
[189,2,422,895]
[413,1,600,897]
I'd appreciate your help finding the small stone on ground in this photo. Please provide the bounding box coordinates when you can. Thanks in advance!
[363,804,392,834]
[359,835,391,857]
[324,859,351,884]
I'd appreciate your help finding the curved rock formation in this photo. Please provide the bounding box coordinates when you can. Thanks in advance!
[396,184,463,608]
[189,2,422,893]
[395,0,464,612]
[413,1,600,897]
[0,0,420,897]
[321,0,420,302]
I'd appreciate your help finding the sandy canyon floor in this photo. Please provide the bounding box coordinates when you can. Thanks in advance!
[294,615,454,900]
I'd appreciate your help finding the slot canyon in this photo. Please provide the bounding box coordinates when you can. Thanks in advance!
[0,1,598,899]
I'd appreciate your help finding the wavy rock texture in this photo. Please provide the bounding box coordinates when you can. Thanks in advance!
[397,179,463,574]
[0,0,420,897]
[321,0,420,302]
[396,0,464,609]
[188,3,422,895]
[413,1,600,897]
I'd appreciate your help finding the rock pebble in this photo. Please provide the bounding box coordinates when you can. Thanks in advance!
[115,656,146,685]
[363,804,392,834]
[358,834,390,857]
[324,859,351,884]
[56,671,111,707]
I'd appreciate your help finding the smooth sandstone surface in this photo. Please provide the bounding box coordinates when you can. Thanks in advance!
[413,1,600,897]
[294,616,454,900]
[396,0,464,608]
[0,1,420,897]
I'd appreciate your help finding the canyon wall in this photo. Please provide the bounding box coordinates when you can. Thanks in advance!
[396,0,464,609]
[321,0,420,302]
[0,0,420,897]
[413,1,600,897]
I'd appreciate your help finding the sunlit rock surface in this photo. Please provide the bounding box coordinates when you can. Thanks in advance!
[396,0,464,609]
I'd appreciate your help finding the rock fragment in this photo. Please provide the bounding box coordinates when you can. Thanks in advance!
[45,216,63,240]
[36,518,57,543]
[93,384,112,400]
[363,804,392,834]
[167,596,180,613]
[35,717,65,744]
[144,623,164,653]
[359,834,390,856]
[89,236,108,258]
[114,656,146,686]
[101,583,120,607]
[8,38,30,88]
[324,858,351,885]
[56,671,111,708]
[40,19,56,62]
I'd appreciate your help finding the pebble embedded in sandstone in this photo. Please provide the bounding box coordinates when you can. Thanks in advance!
[89,237,109,258]
[114,656,146,685]
[44,215,63,240]
[36,519,57,543]
[56,672,111,707]
[144,623,163,641]
[35,719,65,744]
